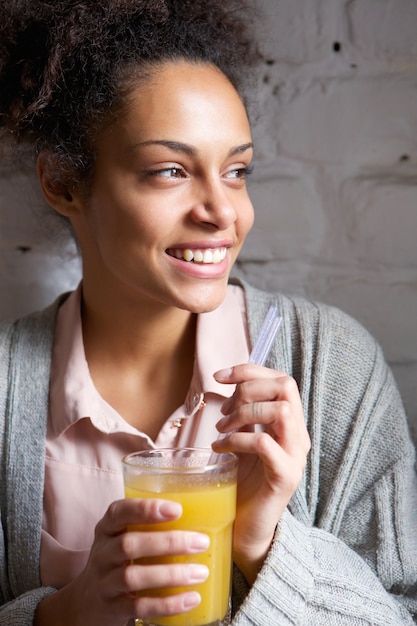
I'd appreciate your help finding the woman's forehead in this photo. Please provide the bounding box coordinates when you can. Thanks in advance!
[89,61,253,171]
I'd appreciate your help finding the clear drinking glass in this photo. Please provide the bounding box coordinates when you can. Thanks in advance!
[122,448,238,626]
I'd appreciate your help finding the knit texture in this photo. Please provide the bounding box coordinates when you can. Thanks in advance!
[1,281,417,625]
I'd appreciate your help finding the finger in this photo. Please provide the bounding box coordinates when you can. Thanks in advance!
[214,363,285,385]
[94,562,209,604]
[94,529,210,571]
[212,432,274,450]
[117,530,210,562]
[97,498,183,536]
[213,429,281,459]
[218,399,310,458]
[217,376,303,431]
[116,561,209,595]
[214,431,306,490]
[132,590,202,622]
[91,547,209,598]
[220,393,302,431]
[213,425,309,472]
[84,588,202,626]
[220,375,301,416]
[213,431,294,489]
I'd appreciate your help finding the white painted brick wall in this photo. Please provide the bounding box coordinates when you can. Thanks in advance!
[241,0,417,441]
[0,0,416,440]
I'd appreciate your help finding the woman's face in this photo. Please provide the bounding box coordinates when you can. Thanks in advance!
[70,61,254,313]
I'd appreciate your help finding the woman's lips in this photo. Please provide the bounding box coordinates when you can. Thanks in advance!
[166,247,227,264]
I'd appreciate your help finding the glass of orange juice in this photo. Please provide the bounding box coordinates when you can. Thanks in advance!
[122,448,238,626]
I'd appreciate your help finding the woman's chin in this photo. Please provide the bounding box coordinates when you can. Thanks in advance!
[174,281,229,314]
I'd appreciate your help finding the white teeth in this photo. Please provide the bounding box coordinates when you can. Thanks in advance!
[183,249,194,262]
[213,248,222,263]
[203,249,213,263]
[169,247,227,264]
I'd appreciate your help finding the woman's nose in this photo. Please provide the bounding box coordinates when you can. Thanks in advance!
[189,179,238,230]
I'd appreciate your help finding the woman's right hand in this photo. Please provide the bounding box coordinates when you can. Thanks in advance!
[34,498,210,626]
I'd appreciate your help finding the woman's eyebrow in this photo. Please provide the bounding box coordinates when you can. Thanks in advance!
[229,142,254,156]
[129,139,254,157]
[131,140,196,156]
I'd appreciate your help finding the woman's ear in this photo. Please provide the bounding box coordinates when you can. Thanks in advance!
[36,152,82,217]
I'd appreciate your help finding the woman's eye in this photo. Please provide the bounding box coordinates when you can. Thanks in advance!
[224,164,254,180]
[149,167,187,179]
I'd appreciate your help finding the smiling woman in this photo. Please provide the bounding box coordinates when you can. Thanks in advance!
[1,2,417,626]
[52,62,254,317]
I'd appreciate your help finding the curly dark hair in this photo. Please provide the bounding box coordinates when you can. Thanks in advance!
[0,0,261,190]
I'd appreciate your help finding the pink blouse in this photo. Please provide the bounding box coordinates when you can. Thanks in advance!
[41,283,249,588]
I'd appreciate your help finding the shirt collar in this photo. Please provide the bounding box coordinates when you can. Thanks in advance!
[193,285,249,399]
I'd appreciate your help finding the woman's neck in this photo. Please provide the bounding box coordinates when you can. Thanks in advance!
[79,285,197,438]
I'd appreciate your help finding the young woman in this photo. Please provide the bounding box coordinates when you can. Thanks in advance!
[1,1,416,625]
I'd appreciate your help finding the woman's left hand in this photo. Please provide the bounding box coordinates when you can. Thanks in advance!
[211,364,311,585]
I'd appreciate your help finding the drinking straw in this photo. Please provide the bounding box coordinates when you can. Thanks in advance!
[248,305,282,366]
[211,304,282,454]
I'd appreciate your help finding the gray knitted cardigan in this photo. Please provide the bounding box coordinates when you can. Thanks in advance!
[1,280,417,625]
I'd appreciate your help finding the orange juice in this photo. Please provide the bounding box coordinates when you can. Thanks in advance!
[123,449,237,626]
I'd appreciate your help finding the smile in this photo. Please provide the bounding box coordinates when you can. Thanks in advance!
[166,247,227,264]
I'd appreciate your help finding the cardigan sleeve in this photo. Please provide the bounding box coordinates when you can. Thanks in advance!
[0,588,56,626]
[0,302,62,624]
[233,505,417,625]
[231,289,417,624]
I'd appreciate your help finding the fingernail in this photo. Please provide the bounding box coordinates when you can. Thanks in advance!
[216,416,227,431]
[188,565,209,583]
[158,501,182,519]
[220,398,232,415]
[183,591,201,609]
[188,533,210,552]
[214,367,233,382]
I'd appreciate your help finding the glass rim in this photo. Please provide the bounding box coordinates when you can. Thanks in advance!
[122,447,238,472]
